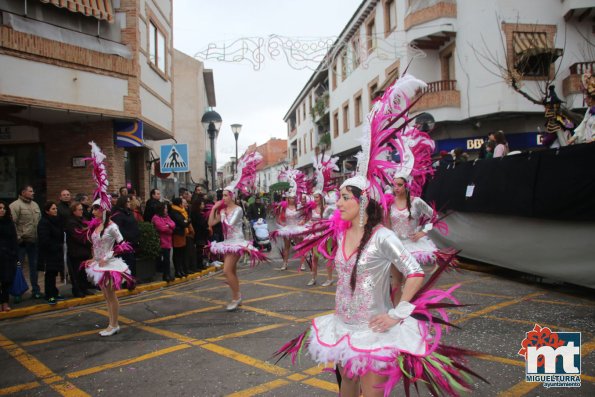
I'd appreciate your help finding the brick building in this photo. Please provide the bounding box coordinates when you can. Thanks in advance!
[0,0,174,203]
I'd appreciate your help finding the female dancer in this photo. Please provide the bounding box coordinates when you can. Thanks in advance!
[81,142,135,336]
[276,74,481,396]
[273,194,306,271]
[208,152,266,311]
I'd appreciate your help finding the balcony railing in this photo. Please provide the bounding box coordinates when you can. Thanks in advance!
[563,61,595,97]
[288,128,297,139]
[421,80,457,93]
[569,61,595,75]
[405,0,457,31]
[413,80,459,111]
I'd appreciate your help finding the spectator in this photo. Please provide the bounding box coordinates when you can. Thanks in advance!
[182,190,193,206]
[74,193,92,221]
[65,202,92,297]
[119,186,128,197]
[477,132,496,159]
[128,189,144,223]
[57,190,72,226]
[485,141,496,159]
[182,198,197,274]
[247,196,267,222]
[10,185,42,300]
[143,189,161,222]
[109,193,119,207]
[37,201,64,305]
[151,202,175,282]
[190,196,209,271]
[191,185,204,203]
[169,197,193,278]
[493,131,509,158]
[0,201,18,312]
[111,196,140,277]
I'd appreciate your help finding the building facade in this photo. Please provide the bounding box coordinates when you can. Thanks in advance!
[0,0,174,203]
[284,0,594,172]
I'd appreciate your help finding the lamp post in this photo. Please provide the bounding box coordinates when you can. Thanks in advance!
[230,124,242,178]
[201,110,222,191]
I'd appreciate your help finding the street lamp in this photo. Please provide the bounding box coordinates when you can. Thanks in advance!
[230,124,242,178]
[201,110,222,191]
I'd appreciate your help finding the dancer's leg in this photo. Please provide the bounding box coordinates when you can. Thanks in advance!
[337,365,360,397]
[223,254,241,300]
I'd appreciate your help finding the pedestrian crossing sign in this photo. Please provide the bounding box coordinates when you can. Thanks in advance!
[160,144,189,173]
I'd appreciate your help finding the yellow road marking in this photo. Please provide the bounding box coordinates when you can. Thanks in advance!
[478,315,590,335]
[0,381,40,395]
[240,305,302,321]
[225,379,290,397]
[286,373,307,381]
[22,329,101,347]
[200,343,290,376]
[67,344,190,379]
[531,299,595,308]
[453,292,546,325]
[206,323,290,343]
[455,290,513,299]
[301,377,338,392]
[144,304,221,324]
[0,332,90,396]
[251,281,336,296]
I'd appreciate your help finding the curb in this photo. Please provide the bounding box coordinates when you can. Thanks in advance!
[0,266,221,320]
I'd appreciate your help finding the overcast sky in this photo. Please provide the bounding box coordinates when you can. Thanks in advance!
[172,0,362,167]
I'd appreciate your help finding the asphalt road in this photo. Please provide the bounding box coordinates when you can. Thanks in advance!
[0,252,593,397]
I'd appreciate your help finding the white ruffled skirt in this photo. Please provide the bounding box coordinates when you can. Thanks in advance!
[83,257,135,290]
[208,239,268,267]
[402,236,438,265]
[307,313,426,374]
[274,225,307,238]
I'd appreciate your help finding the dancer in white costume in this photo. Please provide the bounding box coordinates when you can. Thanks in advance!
[275,75,483,397]
[208,152,266,311]
[80,142,134,337]
[272,168,308,270]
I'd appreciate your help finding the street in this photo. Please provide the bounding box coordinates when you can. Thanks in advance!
[0,253,593,397]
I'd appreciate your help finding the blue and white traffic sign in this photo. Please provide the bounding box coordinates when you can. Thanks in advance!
[160,144,189,173]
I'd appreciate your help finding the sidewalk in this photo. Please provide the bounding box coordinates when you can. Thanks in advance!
[0,265,221,320]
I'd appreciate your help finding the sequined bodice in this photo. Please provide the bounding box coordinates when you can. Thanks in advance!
[285,207,300,226]
[92,223,123,260]
[221,207,244,241]
[334,227,422,325]
[311,208,322,221]
[390,206,417,239]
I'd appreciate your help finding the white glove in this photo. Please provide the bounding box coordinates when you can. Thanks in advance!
[387,301,416,320]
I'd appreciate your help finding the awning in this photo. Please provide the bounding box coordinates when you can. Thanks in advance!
[39,0,114,23]
[513,31,562,68]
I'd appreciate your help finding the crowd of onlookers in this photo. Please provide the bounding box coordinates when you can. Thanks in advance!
[0,184,238,311]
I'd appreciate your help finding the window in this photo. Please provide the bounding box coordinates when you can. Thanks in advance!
[440,43,456,81]
[298,138,302,156]
[333,110,339,138]
[342,101,350,133]
[368,76,379,110]
[303,102,306,119]
[352,33,361,70]
[332,62,338,90]
[366,16,377,54]
[341,49,350,81]
[297,109,300,126]
[149,20,167,74]
[502,23,559,80]
[310,129,314,151]
[354,91,363,126]
[384,0,397,35]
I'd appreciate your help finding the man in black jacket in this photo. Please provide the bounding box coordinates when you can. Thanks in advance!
[57,190,72,226]
[143,189,161,222]
[111,196,140,277]
[247,196,266,222]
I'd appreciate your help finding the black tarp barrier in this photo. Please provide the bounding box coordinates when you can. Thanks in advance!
[423,144,595,221]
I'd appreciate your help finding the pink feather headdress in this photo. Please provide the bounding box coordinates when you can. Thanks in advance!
[278,168,308,199]
[340,74,431,211]
[224,151,263,195]
[88,141,111,211]
[312,152,339,195]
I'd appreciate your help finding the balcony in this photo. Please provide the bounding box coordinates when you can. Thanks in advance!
[563,61,595,96]
[405,0,457,31]
[562,0,594,21]
[288,128,297,139]
[411,80,460,112]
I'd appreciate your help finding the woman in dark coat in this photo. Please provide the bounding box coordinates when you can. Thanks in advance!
[37,201,64,305]
[111,196,140,277]
[65,202,93,297]
[190,196,209,271]
[0,201,18,312]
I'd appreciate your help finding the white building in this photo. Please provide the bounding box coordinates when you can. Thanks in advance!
[284,0,594,171]
[257,160,289,194]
